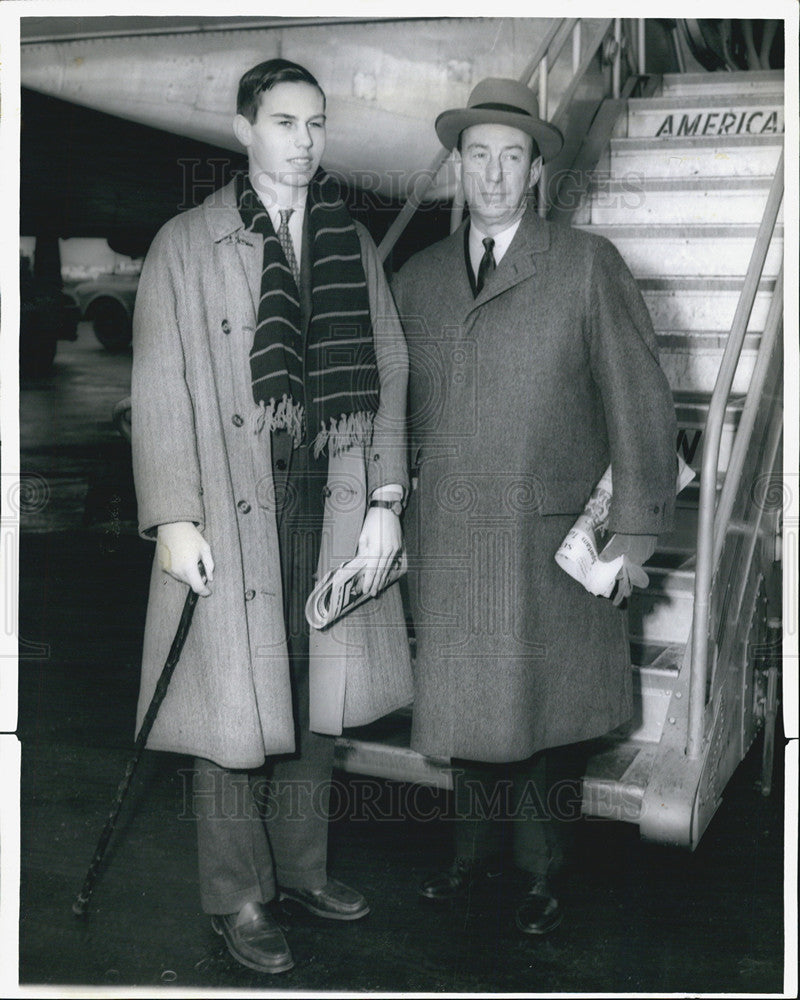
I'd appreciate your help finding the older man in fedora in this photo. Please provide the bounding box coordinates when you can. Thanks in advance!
[392,78,677,935]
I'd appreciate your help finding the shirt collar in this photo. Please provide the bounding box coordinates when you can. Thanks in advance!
[237,172,306,233]
[469,216,524,266]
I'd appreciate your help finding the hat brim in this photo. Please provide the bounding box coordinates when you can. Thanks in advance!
[435,108,564,162]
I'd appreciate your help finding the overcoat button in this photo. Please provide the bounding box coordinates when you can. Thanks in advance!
[373,453,380,461]
[275,458,287,471]
[322,485,332,498]
[221,319,231,335]
[237,500,251,514]
[653,505,660,514]
[232,414,244,427]
[244,589,256,601]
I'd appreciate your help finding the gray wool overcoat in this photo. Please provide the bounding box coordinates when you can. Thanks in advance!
[392,209,677,763]
[131,179,411,769]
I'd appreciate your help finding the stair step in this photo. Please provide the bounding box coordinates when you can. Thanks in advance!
[333,643,685,788]
[658,330,760,395]
[628,561,696,646]
[627,93,784,140]
[334,709,453,789]
[640,276,775,332]
[578,223,783,279]
[658,510,697,557]
[583,639,691,818]
[609,134,783,178]
[627,643,684,743]
[589,176,780,226]
[582,740,657,821]
[657,473,728,555]
[660,70,784,98]
[673,389,745,475]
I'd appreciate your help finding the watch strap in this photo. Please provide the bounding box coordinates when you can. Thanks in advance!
[369,498,403,515]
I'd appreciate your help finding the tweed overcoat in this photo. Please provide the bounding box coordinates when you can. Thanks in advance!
[392,209,677,763]
[131,179,411,769]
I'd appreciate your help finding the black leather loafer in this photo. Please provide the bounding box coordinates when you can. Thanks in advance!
[280,878,370,921]
[418,857,482,901]
[211,900,294,974]
[514,876,562,935]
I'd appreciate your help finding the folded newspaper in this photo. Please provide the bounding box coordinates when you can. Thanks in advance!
[555,456,695,598]
[305,552,407,630]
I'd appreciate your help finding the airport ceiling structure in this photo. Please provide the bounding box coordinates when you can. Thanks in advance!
[20,15,486,260]
[20,88,246,256]
[21,86,247,258]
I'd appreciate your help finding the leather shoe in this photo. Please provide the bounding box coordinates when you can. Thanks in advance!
[280,877,370,921]
[211,900,294,974]
[418,857,482,900]
[515,875,562,935]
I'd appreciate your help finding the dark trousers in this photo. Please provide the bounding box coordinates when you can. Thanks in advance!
[194,437,334,914]
[452,743,587,882]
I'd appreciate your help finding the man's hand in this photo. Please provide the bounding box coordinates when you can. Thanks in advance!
[598,533,657,607]
[355,506,403,598]
[157,522,214,597]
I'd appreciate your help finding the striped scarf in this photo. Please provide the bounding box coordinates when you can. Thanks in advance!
[237,172,379,456]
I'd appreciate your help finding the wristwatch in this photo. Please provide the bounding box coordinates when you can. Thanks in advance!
[369,498,403,516]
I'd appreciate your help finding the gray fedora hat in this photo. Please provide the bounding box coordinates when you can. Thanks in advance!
[435,77,564,162]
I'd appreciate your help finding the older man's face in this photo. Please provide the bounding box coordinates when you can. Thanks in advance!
[457,123,542,233]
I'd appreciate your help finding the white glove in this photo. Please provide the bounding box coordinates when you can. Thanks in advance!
[598,533,655,607]
[156,521,214,596]
[355,506,403,597]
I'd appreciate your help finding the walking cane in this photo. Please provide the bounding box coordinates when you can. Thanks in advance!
[72,571,203,917]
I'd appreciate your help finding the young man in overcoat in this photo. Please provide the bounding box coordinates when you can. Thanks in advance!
[391,77,678,936]
[131,59,411,974]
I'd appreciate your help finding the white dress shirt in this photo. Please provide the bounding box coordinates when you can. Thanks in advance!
[468,216,523,284]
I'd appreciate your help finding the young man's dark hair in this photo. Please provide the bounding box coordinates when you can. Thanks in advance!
[237,58,325,123]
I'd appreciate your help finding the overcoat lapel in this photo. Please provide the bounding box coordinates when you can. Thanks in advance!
[236,235,264,324]
[464,216,551,331]
[428,223,475,322]
[202,178,263,324]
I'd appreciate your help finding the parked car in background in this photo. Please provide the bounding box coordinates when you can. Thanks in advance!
[20,251,81,378]
[67,272,140,352]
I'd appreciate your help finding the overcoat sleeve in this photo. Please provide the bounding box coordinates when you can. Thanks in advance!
[131,222,206,539]
[354,222,410,497]
[585,237,677,536]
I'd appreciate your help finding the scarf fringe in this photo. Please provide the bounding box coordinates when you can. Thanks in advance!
[312,410,375,458]
[251,395,306,448]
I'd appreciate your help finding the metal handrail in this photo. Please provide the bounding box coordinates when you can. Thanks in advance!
[687,151,784,758]
[378,17,636,261]
[376,18,568,263]
[712,267,783,567]
[551,19,616,128]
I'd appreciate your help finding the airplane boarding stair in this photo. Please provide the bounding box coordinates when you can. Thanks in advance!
[79,19,784,851]
[334,66,785,851]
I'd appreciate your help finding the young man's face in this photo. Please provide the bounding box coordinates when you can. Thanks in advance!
[234,81,326,203]
[457,123,542,233]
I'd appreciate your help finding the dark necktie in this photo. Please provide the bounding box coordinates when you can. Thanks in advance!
[278,208,300,287]
[475,236,496,295]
